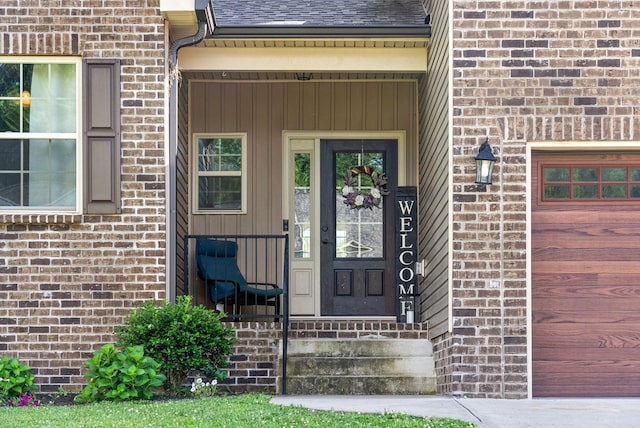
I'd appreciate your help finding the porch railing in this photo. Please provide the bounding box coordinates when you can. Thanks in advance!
[182,234,289,394]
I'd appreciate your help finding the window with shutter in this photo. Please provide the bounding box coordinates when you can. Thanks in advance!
[0,58,82,211]
[83,59,121,214]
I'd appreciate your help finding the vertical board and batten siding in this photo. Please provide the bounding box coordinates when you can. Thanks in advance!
[419,0,450,339]
[186,80,418,237]
[176,80,190,295]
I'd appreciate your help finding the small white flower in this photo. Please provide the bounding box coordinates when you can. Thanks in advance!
[205,382,210,387]
[191,386,196,392]
[355,195,364,206]
[212,379,218,385]
[342,185,353,196]
[370,188,381,199]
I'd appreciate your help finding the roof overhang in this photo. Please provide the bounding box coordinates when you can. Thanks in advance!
[160,0,430,42]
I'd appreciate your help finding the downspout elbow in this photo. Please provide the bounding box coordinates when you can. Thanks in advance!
[169,21,208,68]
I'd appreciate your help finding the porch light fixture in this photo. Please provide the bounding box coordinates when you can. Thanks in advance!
[474,138,497,185]
[295,72,313,81]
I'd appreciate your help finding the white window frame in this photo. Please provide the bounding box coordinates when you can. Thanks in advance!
[0,56,82,214]
[192,132,247,214]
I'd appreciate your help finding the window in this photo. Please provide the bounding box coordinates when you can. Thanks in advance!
[0,58,81,211]
[542,164,640,202]
[193,133,246,213]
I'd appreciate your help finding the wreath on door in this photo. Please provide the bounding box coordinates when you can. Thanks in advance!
[341,165,389,210]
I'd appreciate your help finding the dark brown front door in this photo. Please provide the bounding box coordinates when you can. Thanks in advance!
[320,139,397,316]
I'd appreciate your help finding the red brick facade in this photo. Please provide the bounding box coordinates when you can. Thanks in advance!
[450,2,640,398]
[0,0,166,392]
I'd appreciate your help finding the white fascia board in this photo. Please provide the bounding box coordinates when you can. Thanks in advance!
[178,46,428,72]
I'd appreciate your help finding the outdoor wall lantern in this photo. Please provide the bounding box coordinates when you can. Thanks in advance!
[474,138,497,185]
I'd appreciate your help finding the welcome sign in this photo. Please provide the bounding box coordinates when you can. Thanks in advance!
[395,186,418,323]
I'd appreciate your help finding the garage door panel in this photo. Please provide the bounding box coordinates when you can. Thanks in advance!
[534,347,640,361]
[533,324,640,348]
[533,310,640,324]
[534,385,640,398]
[533,360,640,374]
[533,273,640,288]
[533,233,640,250]
[534,261,640,274]
[533,297,640,311]
[534,211,640,223]
[532,273,598,286]
[533,284,640,298]
[534,247,640,261]
[533,152,640,397]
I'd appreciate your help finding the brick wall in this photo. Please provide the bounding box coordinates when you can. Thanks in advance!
[451,1,640,398]
[0,1,166,392]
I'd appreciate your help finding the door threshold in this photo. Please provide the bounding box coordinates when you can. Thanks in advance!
[290,316,397,321]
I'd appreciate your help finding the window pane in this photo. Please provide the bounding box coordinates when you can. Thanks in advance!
[631,168,640,181]
[544,167,569,181]
[573,168,598,181]
[28,64,76,133]
[0,173,21,206]
[294,153,311,259]
[573,184,598,198]
[28,139,76,207]
[602,167,626,182]
[335,152,384,259]
[0,63,22,132]
[544,184,569,199]
[0,139,22,170]
[631,185,640,198]
[198,176,241,210]
[198,138,242,172]
[602,184,626,198]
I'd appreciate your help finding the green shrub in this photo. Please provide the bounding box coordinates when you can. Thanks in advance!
[0,356,35,403]
[115,295,236,395]
[76,344,166,403]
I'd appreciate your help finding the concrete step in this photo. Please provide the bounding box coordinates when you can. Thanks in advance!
[285,375,436,395]
[286,338,433,358]
[279,338,436,395]
[286,355,433,377]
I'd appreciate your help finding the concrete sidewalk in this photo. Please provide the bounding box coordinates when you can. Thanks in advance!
[270,395,640,428]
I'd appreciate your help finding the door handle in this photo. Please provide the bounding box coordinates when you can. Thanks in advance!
[321,226,330,244]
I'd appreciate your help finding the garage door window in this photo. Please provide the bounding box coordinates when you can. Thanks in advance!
[543,165,640,201]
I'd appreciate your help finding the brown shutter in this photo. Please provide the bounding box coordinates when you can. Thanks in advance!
[83,59,121,214]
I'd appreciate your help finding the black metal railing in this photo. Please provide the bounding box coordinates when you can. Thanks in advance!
[183,234,289,393]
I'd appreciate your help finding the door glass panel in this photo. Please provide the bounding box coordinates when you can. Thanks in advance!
[573,168,598,181]
[294,153,311,259]
[602,184,626,198]
[335,152,383,259]
[602,167,626,181]
[544,184,570,199]
[544,167,569,181]
[573,184,598,198]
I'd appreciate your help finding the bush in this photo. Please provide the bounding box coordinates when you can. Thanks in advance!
[76,344,166,403]
[115,296,236,395]
[0,356,35,404]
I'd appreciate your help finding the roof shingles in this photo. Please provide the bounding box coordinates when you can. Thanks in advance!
[212,0,426,27]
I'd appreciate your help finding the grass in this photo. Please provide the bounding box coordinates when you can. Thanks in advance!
[0,394,477,428]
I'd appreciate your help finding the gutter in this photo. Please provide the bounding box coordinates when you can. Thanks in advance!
[211,25,431,38]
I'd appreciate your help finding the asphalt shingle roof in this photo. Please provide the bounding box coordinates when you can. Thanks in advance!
[212,0,427,27]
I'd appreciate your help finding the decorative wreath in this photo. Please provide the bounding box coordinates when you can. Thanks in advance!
[341,165,389,210]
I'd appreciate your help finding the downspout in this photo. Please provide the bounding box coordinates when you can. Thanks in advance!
[167,21,208,301]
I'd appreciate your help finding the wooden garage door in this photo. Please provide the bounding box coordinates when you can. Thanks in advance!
[532,152,640,397]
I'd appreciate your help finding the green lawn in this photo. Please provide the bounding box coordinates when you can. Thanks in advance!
[0,394,476,428]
